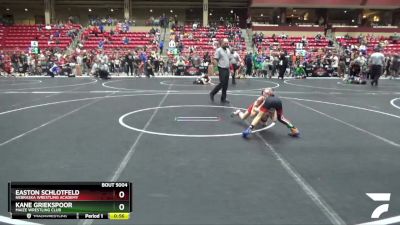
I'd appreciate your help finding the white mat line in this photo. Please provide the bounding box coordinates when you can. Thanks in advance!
[80,91,172,225]
[390,98,400,110]
[0,93,113,147]
[1,79,97,91]
[290,100,400,148]
[175,117,220,119]
[254,132,346,225]
[7,83,90,111]
[176,119,220,122]
[89,91,117,93]
[31,92,60,94]
[1,90,399,95]
[0,215,43,225]
[110,88,171,182]
[175,116,220,122]
[356,215,400,225]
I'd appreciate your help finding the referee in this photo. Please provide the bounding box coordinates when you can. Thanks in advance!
[210,38,232,104]
[369,47,385,86]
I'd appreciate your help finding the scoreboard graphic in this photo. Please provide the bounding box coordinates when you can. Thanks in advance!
[8,182,132,220]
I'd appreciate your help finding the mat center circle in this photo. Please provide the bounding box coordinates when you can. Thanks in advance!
[119,105,275,137]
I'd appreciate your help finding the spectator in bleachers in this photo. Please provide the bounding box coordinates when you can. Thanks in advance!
[245,52,253,76]
[230,49,241,85]
[278,53,289,79]
[76,53,83,76]
[390,54,399,79]
[82,53,89,75]
[359,43,367,54]
[331,53,339,74]
[177,42,184,53]
[192,22,198,31]
[98,52,109,65]
[139,50,148,63]
[99,24,105,33]
[192,53,201,67]
[160,14,167,28]
[112,55,121,74]
[271,54,279,77]
[123,37,129,45]
[153,53,161,75]
[246,16,251,29]
[90,59,99,76]
[357,53,368,71]
[123,23,129,33]
[260,56,269,78]
[253,52,262,77]
[349,56,361,78]
[301,36,308,46]
[11,53,18,73]
[252,33,257,48]
[358,34,364,44]
[175,55,186,66]
[337,56,346,78]
[315,32,322,41]
[159,40,164,54]
[188,45,195,54]
[134,52,142,76]
[150,27,156,35]
[188,32,193,40]
[203,52,211,64]
[98,39,105,49]
[125,51,134,76]
[219,17,224,26]
[54,30,61,38]
[385,55,391,76]
[145,56,155,77]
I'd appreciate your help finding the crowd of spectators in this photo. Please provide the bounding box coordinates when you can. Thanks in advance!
[81,25,161,50]
[244,31,400,80]
[1,20,399,79]
[337,33,400,79]
[88,16,135,27]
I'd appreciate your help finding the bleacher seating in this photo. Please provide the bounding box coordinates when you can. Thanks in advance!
[0,25,4,49]
[81,30,158,54]
[0,24,81,51]
[336,37,400,55]
[256,36,330,52]
[173,25,247,59]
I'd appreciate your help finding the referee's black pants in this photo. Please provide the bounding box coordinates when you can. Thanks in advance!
[278,67,286,79]
[210,67,229,101]
[370,65,382,86]
[127,63,134,76]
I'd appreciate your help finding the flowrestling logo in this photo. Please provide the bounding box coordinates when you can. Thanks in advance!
[366,193,391,219]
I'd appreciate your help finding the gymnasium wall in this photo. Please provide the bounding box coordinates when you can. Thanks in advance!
[253,25,324,37]
[253,24,400,38]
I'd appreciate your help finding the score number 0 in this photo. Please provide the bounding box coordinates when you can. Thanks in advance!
[118,191,125,211]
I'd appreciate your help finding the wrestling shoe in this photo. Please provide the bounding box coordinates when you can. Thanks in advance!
[242,127,252,138]
[230,109,241,117]
[221,100,230,104]
[288,128,300,137]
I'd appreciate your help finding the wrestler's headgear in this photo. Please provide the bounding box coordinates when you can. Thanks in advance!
[261,88,274,97]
